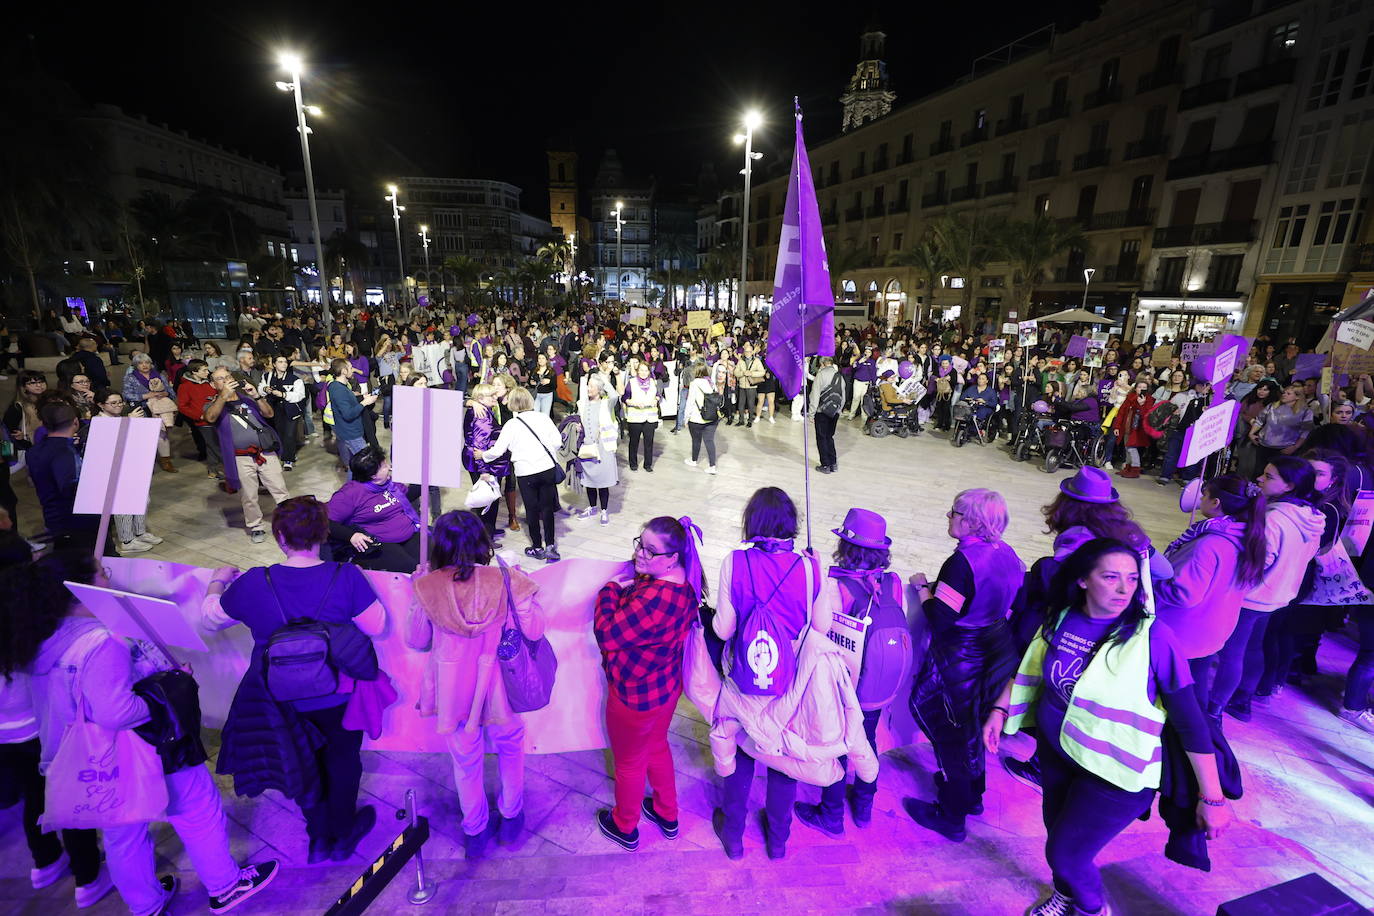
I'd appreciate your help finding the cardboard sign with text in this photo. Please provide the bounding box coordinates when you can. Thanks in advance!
[1151,344,1175,368]
[1344,491,1374,558]
[1181,399,1241,467]
[628,306,647,326]
[1001,322,1018,334]
[1337,320,1374,351]
[686,310,711,330]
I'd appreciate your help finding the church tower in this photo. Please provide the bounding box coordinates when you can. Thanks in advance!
[840,29,896,132]
[547,150,578,239]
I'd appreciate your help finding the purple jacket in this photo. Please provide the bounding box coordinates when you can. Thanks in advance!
[853,359,879,383]
[462,406,511,476]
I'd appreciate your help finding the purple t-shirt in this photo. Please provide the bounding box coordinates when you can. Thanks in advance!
[328,480,420,543]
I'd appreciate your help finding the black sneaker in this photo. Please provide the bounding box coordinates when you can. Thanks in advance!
[208,860,279,912]
[596,808,639,851]
[496,809,525,846]
[760,811,786,860]
[1225,698,1252,722]
[848,787,873,828]
[902,798,966,842]
[149,874,179,916]
[793,801,843,838]
[1003,755,1043,793]
[524,546,546,561]
[712,809,743,860]
[543,545,561,563]
[329,805,377,861]
[640,798,679,839]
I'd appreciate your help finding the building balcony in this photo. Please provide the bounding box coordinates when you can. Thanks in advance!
[921,190,948,208]
[1153,219,1257,247]
[851,166,868,179]
[1234,57,1296,96]
[1073,148,1111,171]
[983,177,1019,197]
[1071,208,1156,231]
[949,184,981,203]
[995,115,1029,137]
[1099,264,1142,283]
[1165,140,1274,179]
[1036,101,1071,124]
[896,151,914,165]
[960,126,989,147]
[1028,160,1061,181]
[865,203,887,218]
[929,138,954,156]
[1178,77,1231,110]
[888,199,910,214]
[844,206,863,221]
[1137,67,1182,94]
[1082,84,1123,111]
[872,157,889,172]
[1123,135,1170,160]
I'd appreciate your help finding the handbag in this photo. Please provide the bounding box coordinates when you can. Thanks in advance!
[494,557,558,713]
[516,415,566,484]
[465,475,501,510]
[44,658,169,829]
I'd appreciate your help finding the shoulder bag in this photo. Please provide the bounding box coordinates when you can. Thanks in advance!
[516,415,566,484]
[494,558,558,712]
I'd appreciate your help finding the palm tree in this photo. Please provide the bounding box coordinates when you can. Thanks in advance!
[652,233,695,309]
[931,212,1004,323]
[322,231,369,305]
[888,235,950,326]
[697,249,730,311]
[997,216,1088,317]
[536,239,572,292]
[443,254,483,307]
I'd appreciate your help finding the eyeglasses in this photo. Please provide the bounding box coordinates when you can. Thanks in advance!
[946,509,964,519]
[632,536,676,559]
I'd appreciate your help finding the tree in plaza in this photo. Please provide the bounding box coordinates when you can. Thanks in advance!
[0,75,114,318]
[536,239,572,292]
[515,258,549,306]
[652,233,694,309]
[888,234,949,327]
[931,211,1004,323]
[997,215,1087,319]
[322,230,369,306]
[443,255,483,307]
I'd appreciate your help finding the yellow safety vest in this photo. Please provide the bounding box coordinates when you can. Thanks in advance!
[1004,612,1165,792]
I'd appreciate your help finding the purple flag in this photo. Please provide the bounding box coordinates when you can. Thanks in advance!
[767,104,835,399]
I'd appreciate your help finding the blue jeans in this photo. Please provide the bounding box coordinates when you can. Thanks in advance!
[535,391,553,415]
[1207,607,1270,714]
[675,390,689,430]
[337,435,367,471]
[721,748,797,848]
[818,708,881,827]
[1037,739,1155,913]
[1159,428,1200,481]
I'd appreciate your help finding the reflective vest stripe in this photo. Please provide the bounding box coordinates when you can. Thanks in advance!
[1060,719,1163,774]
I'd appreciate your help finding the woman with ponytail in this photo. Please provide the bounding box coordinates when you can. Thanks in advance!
[1155,474,1269,699]
[593,515,704,851]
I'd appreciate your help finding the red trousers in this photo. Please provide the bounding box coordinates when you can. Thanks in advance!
[605,689,680,833]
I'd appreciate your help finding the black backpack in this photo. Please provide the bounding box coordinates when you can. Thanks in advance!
[700,388,723,423]
[262,565,343,704]
[817,373,845,417]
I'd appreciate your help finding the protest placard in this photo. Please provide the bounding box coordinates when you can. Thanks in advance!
[1345,491,1374,558]
[1090,331,1109,344]
[65,582,207,666]
[74,415,163,561]
[1181,400,1241,467]
[1151,344,1174,367]
[1001,322,1018,334]
[1084,345,1104,368]
[1017,320,1038,346]
[391,386,466,565]
[628,306,646,326]
[1337,319,1374,350]
[988,339,1007,363]
[709,321,726,338]
[1292,353,1327,381]
[686,310,711,330]
[1065,335,1088,359]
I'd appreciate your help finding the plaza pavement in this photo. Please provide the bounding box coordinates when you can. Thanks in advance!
[1,356,1372,914]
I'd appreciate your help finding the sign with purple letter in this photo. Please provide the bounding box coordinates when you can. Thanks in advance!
[1181,400,1241,467]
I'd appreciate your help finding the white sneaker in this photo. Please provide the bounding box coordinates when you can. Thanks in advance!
[119,539,153,554]
[134,532,164,546]
[599,509,609,525]
[1339,708,1374,734]
[768,415,776,424]
[74,868,115,908]
[683,458,698,467]
[1028,890,1075,916]
[31,851,69,889]
[577,506,597,519]
[705,465,718,475]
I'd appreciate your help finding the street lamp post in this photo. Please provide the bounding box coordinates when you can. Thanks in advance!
[385,184,407,310]
[566,232,576,295]
[734,110,763,316]
[613,201,624,303]
[1081,267,1096,310]
[276,52,329,331]
[419,224,431,303]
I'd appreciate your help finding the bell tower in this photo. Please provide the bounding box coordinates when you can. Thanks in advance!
[547,150,578,239]
[840,29,896,132]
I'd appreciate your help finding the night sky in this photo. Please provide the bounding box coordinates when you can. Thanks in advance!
[12,0,1103,207]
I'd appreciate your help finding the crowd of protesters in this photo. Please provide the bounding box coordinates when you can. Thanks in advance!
[2,298,1374,916]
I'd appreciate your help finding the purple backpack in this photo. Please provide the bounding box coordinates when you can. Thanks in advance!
[728,552,813,697]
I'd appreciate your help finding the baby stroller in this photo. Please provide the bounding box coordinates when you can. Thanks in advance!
[949,400,989,447]
[862,388,922,439]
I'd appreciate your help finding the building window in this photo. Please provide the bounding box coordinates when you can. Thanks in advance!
[964,162,978,188]
[870,235,880,260]
[1354,32,1374,99]
[1272,206,1292,248]
[267,241,276,256]
[1208,254,1243,292]
[1051,77,1068,107]
[1099,58,1120,92]
[974,108,987,130]
[1328,112,1374,187]
[1266,21,1300,62]
[1201,44,1231,82]
[1034,194,1050,216]
[1308,42,1351,110]
[1041,133,1059,162]
[1158,256,1186,292]
[1312,200,1337,245]
[291,248,299,263]
[1089,121,1109,149]
[1285,121,1330,193]
[893,232,904,252]
[980,275,1005,287]
[1287,204,1310,247]
[1331,198,1357,243]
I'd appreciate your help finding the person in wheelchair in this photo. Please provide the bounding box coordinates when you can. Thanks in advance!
[863,369,920,438]
[1056,382,1103,436]
[326,445,424,573]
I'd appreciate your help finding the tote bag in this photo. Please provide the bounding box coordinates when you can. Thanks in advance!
[494,558,558,713]
[44,661,168,829]
[682,618,722,721]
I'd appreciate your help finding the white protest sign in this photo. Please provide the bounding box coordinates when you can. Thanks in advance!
[390,385,466,488]
[629,306,647,326]
[1018,320,1038,346]
[1090,331,1109,344]
[826,611,869,684]
[1209,345,1239,386]
[1345,491,1374,558]
[64,581,207,665]
[74,416,163,516]
[1336,320,1374,351]
[1181,399,1241,467]
[1001,322,1018,334]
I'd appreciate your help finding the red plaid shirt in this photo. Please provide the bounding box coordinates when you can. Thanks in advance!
[595,575,697,711]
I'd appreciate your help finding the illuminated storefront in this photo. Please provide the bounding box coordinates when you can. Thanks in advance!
[1132,297,1244,344]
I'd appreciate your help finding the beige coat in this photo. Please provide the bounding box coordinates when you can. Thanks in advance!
[405,564,544,733]
[710,633,879,787]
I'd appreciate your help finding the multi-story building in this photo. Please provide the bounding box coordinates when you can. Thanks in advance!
[1139,0,1315,344]
[284,187,347,301]
[590,150,654,303]
[547,151,579,241]
[1247,0,1374,348]
[744,0,1195,334]
[390,177,556,302]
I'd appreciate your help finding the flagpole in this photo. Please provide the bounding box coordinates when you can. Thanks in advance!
[795,98,814,552]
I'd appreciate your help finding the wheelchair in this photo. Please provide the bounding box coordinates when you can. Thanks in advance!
[1011,401,1053,462]
[949,400,989,448]
[862,389,922,439]
[1041,419,1109,474]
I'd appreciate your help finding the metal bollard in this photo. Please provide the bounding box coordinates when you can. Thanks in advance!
[403,789,437,905]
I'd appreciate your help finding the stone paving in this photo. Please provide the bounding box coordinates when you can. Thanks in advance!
[1,356,1373,914]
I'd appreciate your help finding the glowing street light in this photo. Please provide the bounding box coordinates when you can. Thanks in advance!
[613,201,625,303]
[735,110,763,316]
[1081,267,1096,310]
[385,184,408,307]
[419,224,431,300]
[276,50,329,328]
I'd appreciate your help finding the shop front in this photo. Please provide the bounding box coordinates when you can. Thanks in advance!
[1133,296,1245,345]
[1259,282,1347,350]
